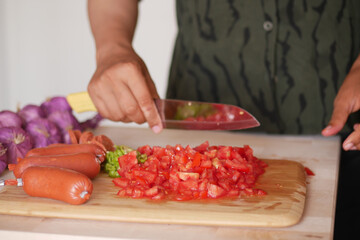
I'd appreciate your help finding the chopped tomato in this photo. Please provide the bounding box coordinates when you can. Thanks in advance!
[145,186,159,197]
[304,167,315,176]
[132,169,157,185]
[112,178,129,188]
[207,184,226,198]
[192,152,202,167]
[112,142,267,201]
[118,151,138,174]
[194,141,209,153]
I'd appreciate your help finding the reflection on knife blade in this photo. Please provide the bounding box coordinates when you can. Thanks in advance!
[155,99,260,131]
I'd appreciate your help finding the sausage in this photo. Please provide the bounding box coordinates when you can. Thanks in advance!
[21,166,93,205]
[13,152,101,179]
[25,143,106,162]
[79,131,94,144]
[93,135,115,152]
[68,129,82,144]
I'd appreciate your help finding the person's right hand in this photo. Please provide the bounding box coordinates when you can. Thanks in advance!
[87,45,163,133]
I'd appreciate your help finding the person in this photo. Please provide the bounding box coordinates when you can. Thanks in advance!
[87,1,360,238]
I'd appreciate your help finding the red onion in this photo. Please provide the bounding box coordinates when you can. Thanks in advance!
[80,113,103,131]
[0,127,33,164]
[0,143,7,175]
[18,104,46,124]
[25,118,62,148]
[40,96,72,116]
[47,111,81,144]
[0,110,23,128]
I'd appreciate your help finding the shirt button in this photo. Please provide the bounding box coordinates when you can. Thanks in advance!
[263,21,273,31]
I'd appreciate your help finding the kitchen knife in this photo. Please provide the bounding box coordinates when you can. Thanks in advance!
[66,92,260,130]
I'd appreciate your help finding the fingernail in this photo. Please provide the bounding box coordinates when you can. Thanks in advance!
[344,142,354,151]
[152,125,162,134]
[323,125,332,132]
[321,125,332,136]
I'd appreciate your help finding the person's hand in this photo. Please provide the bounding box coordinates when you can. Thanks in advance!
[322,60,360,150]
[87,45,163,133]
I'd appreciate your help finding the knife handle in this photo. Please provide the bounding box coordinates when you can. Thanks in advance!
[66,92,97,113]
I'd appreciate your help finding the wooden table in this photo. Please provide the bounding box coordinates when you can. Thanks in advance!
[0,126,340,240]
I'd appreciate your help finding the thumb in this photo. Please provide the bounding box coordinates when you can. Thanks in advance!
[322,104,349,136]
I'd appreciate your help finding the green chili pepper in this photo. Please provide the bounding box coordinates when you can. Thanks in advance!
[102,145,148,178]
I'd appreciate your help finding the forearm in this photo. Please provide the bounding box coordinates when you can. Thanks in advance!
[87,0,139,63]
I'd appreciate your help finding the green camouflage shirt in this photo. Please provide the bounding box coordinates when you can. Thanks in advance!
[166,0,360,134]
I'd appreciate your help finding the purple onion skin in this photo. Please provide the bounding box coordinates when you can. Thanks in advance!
[0,143,7,174]
[80,113,103,131]
[40,96,72,116]
[0,110,23,128]
[47,111,81,144]
[0,160,6,175]
[25,118,62,148]
[18,104,46,124]
[0,127,33,164]
[48,111,81,130]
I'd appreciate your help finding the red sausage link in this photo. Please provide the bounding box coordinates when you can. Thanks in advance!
[14,152,101,179]
[94,135,115,151]
[68,129,82,144]
[21,166,93,205]
[25,143,106,163]
[79,131,94,144]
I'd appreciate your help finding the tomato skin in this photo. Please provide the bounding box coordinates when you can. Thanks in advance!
[145,186,159,197]
[200,158,212,168]
[113,178,129,188]
[207,184,226,198]
[137,145,152,156]
[132,169,157,185]
[194,141,209,153]
[192,152,202,167]
[118,151,138,174]
[113,142,267,201]
[224,159,249,172]
[304,167,315,176]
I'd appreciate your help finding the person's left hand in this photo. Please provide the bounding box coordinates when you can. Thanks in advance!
[322,56,360,151]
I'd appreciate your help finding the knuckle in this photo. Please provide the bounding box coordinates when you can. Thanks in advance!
[87,83,99,95]
[123,104,138,116]
[138,98,155,113]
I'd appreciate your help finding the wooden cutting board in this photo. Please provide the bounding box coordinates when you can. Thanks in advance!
[0,159,306,227]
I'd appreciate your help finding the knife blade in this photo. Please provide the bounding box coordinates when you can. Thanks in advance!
[66,92,260,130]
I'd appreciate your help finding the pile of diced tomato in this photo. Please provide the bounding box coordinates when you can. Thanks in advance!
[112,141,267,201]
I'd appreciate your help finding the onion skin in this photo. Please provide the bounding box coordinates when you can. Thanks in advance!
[18,104,46,124]
[47,111,81,144]
[25,118,62,148]
[41,96,72,116]
[80,113,103,131]
[0,127,33,164]
[0,110,23,128]
[1,96,103,161]
[0,143,7,174]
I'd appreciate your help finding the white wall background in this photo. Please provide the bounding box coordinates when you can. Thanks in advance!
[0,0,177,125]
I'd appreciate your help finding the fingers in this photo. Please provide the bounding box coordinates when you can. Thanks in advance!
[125,65,163,133]
[88,72,131,122]
[343,126,360,151]
[321,101,350,137]
[112,83,146,124]
[88,55,162,133]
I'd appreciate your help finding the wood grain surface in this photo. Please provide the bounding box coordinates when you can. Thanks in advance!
[0,159,306,227]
